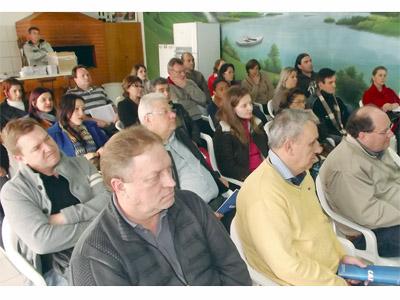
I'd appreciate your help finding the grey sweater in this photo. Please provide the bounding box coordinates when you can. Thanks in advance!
[69,190,251,286]
[0,154,111,273]
[169,79,207,120]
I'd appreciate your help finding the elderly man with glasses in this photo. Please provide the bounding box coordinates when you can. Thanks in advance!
[320,105,400,258]
[138,93,234,231]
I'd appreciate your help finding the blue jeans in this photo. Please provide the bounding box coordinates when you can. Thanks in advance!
[351,225,400,258]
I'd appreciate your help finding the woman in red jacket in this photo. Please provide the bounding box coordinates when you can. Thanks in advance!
[362,66,399,153]
[362,66,399,111]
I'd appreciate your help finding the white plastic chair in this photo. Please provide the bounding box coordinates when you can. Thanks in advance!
[199,133,243,187]
[230,217,278,286]
[267,100,274,118]
[115,120,124,131]
[263,120,273,138]
[253,102,264,114]
[200,115,216,132]
[102,82,124,105]
[2,217,47,285]
[388,146,400,166]
[315,175,400,266]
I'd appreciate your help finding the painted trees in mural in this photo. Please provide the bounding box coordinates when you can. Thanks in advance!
[263,44,282,74]
[143,12,400,107]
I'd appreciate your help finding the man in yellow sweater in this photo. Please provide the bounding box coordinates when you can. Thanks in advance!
[236,109,365,285]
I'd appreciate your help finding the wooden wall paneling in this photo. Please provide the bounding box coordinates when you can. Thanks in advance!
[15,13,110,88]
[105,22,144,82]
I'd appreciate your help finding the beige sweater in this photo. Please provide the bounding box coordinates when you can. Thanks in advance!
[241,71,274,104]
[319,135,400,236]
[236,159,347,285]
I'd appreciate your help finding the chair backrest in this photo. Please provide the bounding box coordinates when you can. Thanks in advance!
[115,120,124,131]
[101,82,124,105]
[199,132,218,172]
[2,217,47,285]
[230,217,278,286]
[267,100,274,118]
[316,175,400,266]
[315,175,384,264]
[201,115,216,132]
[199,132,244,187]
[253,102,264,114]
[263,120,273,139]
[388,146,400,166]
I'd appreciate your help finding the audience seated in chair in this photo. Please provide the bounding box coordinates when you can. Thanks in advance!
[207,58,225,97]
[0,118,110,285]
[271,67,298,114]
[150,77,200,144]
[235,109,366,285]
[362,66,400,154]
[167,58,207,129]
[309,68,350,146]
[68,126,251,286]
[319,105,400,258]
[241,59,274,109]
[67,65,118,135]
[138,93,235,231]
[207,77,229,126]
[217,63,240,88]
[213,86,269,182]
[0,78,28,130]
[117,75,143,128]
[130,63,151,94]
[294,53,317,98]
[48,94,108,169]
[28,87,57,129]
[181,52,212,104]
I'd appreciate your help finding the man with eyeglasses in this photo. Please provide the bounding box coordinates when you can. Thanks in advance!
[320,105,400,257]
[150,77,200,144]
[68,125,251,285]
[138,93,234,231]
[167,58,207,129]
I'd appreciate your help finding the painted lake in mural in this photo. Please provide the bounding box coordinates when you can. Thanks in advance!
[222,12,400,92]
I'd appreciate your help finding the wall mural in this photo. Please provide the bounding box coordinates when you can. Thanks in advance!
[143,12,400,107]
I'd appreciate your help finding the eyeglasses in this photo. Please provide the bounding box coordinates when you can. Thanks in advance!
[146,109,176,117]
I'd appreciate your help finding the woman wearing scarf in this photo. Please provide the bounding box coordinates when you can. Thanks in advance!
[28,87,57,129]
[48,94,108,168]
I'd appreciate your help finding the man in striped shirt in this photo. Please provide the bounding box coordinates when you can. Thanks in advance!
[67,65,118,134]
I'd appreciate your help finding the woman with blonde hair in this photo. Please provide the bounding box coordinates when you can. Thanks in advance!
[213,86,269,181]
[271,67,298,114]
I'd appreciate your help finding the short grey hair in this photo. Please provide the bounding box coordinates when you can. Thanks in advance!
[268,109,319,149]
[138,92,169,124]
[167,57,183,73]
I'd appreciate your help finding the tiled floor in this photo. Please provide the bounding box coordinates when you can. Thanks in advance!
[0,247,26,285]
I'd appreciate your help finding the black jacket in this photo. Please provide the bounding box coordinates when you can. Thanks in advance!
[172,128,228,195]
[69,190,251,286]
[213,120,269,181]
[310,91,350,141]
[0,100,29,129]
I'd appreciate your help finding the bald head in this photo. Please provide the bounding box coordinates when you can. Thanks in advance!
[346,105,393,152]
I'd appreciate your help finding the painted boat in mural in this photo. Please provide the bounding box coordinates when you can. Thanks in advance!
[236,36,263,46]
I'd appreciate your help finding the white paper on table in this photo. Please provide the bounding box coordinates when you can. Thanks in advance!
[86,104,116,123]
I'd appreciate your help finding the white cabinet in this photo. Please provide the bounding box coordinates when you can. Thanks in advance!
[173,22,220,77]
